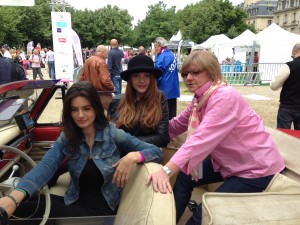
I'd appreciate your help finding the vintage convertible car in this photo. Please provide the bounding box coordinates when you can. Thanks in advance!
[0,80,175,225]
[1,80,300,225]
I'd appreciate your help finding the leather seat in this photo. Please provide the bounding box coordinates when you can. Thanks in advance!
[50,162,176,225]
[200,127,300,225]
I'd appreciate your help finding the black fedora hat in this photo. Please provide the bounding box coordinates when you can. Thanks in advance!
[120,54,162,81]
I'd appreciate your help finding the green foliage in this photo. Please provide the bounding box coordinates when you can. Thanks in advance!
[0,0,52,48]
[72,5,133,48]
[0,7,20,45]
[0,0,254,51]
[131,1,179,48]
[176,0,252,43]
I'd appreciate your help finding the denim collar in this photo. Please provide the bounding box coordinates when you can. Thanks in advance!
[80,123,111,143]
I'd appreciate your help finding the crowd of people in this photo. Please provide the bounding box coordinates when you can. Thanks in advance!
[0,43,56,84]
[3,36,299,225]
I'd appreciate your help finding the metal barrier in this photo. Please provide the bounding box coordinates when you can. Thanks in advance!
[122,61,285,86]
[223,72,262,86]
[221,63,285,85]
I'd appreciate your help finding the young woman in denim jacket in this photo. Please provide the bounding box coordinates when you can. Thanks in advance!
[108,54,170,148]
[0,81,163,220]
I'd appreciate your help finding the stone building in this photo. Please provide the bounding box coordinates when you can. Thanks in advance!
[240,0,300,34]
[244,0,278,32]
[274,0,300,34]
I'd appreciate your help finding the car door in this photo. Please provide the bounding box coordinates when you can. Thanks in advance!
[28,83,67,163]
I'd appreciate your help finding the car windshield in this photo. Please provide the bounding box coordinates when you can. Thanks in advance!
[0,80,57,129]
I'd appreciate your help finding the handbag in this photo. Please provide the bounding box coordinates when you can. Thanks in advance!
[40,61,45,68]
[22,59,29,65]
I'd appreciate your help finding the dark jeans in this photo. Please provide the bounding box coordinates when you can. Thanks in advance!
[174,158,274,225]
[111,75,122,95]
[48,61,55,79]
[167,98,177,120]
[12,194,116,225]
[277,107,300,130]
[32,67,43,80]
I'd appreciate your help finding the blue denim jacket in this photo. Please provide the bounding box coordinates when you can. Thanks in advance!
[17,123,163,210]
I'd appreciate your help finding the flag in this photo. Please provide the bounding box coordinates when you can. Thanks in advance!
[71,29,83,67]
[26,41,34,55]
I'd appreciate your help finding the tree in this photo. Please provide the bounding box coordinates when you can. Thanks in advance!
[0,7,20,46]
[0,0,254,52]
[17,0,52,48]
[0,0,52,48]
[131,1,179,48]
[71,5,133,47]
[176,0,253,43]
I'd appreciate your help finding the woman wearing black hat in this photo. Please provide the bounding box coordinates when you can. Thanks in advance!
[108,54,170,147]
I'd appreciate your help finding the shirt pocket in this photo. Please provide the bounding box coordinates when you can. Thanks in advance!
[65,151,81,173]
[100,144,119,165]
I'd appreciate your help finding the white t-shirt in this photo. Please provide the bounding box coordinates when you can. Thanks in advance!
[30,54,41,68]
[3,50,12,59]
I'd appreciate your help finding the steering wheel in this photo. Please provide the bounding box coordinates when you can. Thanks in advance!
[0,145,50,225]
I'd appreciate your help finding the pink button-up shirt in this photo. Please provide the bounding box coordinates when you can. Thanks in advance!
[170,81,285,179]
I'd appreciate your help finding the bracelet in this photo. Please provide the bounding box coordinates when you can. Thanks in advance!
[163,166,172,176]
[7,195,19,207]
[15,188,27,198]
[138,152,145,163]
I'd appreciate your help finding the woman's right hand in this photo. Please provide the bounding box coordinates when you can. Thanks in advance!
[0,196,17,217]
[0,190,25,218]
[112,152,140,188]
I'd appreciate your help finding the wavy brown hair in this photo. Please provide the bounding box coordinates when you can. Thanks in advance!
[115,74,162,132]
[62,81,108,150]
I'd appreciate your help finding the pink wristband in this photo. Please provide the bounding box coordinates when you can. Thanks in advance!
[139,152,145,163]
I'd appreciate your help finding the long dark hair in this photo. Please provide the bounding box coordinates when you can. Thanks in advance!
[62,81,109,150]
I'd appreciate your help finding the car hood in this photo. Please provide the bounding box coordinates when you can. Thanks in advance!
[0,80,59,95]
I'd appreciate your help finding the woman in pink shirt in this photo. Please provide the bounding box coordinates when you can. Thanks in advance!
[147,50,285,225]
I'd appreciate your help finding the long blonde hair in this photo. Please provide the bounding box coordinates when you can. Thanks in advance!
[115,74,162,132]
[181,50,227,85]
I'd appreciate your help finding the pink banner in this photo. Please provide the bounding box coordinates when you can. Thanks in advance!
[71,29,83,67]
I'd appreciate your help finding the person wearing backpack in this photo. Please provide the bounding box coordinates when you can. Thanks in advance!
[0,54,12,85]
[29,49,44,80]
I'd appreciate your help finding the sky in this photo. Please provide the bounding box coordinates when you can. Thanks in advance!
[66,0,244,25]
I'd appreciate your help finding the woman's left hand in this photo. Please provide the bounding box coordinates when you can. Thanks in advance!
[112,152,139,188]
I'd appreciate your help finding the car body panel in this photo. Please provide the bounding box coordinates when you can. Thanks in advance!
[0,80,65,174]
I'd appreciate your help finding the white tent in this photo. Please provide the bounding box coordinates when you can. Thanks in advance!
[255,23,300,63]
[232,23,300,64]
[169,30,182,43]
[232,29,256,44]
[199,34,232,48]
[194,34,234,63]
[232,29,257,63]
[230,23,300,81]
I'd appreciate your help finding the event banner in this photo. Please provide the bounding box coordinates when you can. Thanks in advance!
[71,29,83,68]
[51,12,74,81]
[26,41,34,56]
